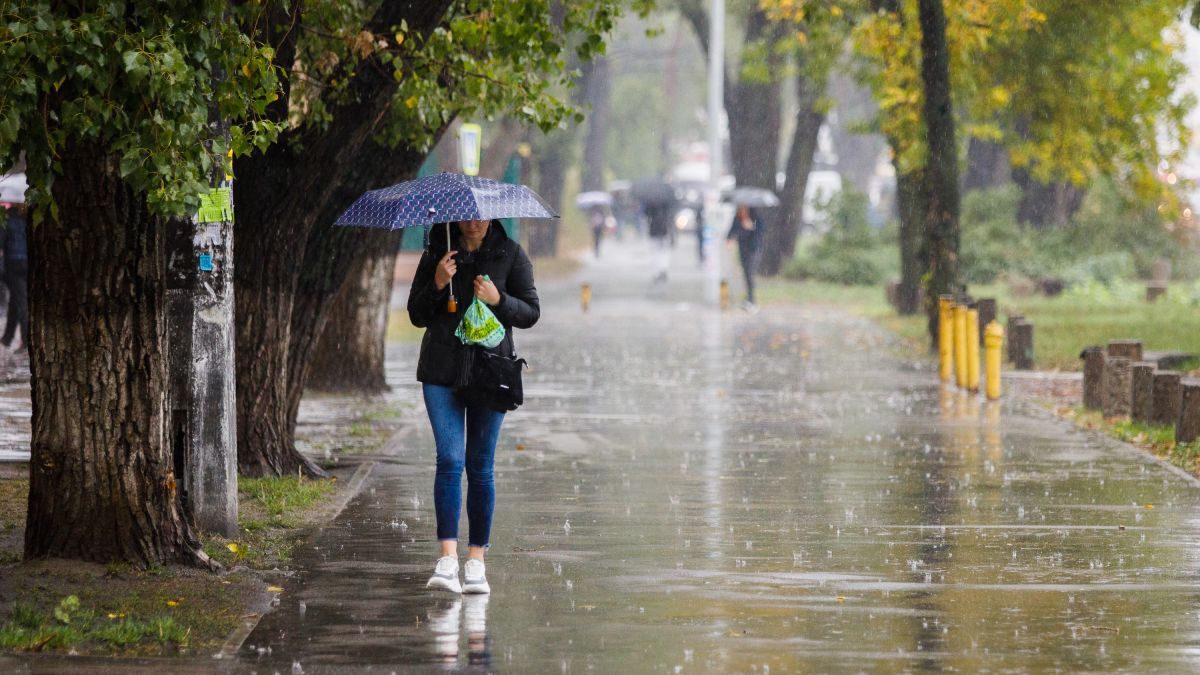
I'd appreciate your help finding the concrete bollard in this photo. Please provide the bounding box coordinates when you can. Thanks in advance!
[1081,347,1105,410]
[580,283,591,312]
[954,304,969,388]
[1102,357,1132,418]
[1152,371,1183,427]
[975,298,997,345]
[1107,340,1143,362]
[938,295,954,382]
[1011,321,1034,370]
[966,307,981,393]
[1131,362,1156,423]
[984,321,1003,400]
[1006,314,1024,363]
[1176,380,1200,443]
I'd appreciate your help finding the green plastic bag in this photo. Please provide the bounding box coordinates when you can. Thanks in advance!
[455,277,506,349]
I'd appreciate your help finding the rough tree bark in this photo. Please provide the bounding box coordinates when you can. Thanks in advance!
[234,0,453,478]
[1012,166,1083,227]
[896,165,927,316]
[725,11,782,196]
[26,142,210,568]
[305,230,401,393]
[760,72,824,276]
[918,0,962,345]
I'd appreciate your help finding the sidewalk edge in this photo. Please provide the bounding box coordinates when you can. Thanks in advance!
[211,459,378,660]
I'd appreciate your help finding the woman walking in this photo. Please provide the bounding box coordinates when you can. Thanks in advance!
[727,205,764,308]
[407,218,539,594]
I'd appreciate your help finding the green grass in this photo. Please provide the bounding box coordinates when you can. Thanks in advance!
[239,476,336,524]
[0,596,191,653]
[200,475,339,569]
[759,278,1200,372]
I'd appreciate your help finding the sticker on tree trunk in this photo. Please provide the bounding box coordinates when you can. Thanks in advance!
[197,187,233,223]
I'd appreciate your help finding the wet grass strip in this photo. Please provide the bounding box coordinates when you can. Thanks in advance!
[1067,406,1200,477]
[201,475,338,569]
[762,279,1200,372]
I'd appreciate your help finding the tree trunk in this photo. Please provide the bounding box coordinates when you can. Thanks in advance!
[918,0,962,345]
[530,131,570,257]
[26,142,209,568]
[962,137,1010,192]
[725,11,782,194]
[760,72,824,276]
[305,230,400,393]
[582,55,612,192]
[234,1,453,478]
[1012,166,1084,227]
[897,166,927,316]
[479,117,526,180]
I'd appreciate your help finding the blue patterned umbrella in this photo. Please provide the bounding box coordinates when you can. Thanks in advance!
[334,172,558,229]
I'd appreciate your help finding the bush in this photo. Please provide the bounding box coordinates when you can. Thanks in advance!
[784,186,896,285]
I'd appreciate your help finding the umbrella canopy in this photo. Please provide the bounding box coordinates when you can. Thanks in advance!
[335,172,558,229]
[574,191,613,209]
[0,172,27,204]
[728,186,780,208]
[631,178,677,208]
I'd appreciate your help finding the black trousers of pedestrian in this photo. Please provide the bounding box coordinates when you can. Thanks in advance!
[2,259,28,348]
[738,246,761,304]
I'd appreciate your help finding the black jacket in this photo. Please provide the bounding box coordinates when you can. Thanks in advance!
[727,210,764,255]
[407,221,540,387]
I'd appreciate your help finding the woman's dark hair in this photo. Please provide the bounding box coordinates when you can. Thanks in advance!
[428,219,503,255]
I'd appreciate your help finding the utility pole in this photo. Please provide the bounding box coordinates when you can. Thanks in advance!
[706,0,726,294]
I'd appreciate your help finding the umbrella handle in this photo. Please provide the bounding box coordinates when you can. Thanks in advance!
[445,221,457,313]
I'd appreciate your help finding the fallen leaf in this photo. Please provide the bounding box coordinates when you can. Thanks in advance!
[267,585,284,593]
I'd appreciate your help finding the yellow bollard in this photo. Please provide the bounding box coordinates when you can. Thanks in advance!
[984,320,1004,400]
[938,295,953,382]
[954,304,968,389]
[966,307,980,392]
[581,282,591,312]
[720,279,730,311]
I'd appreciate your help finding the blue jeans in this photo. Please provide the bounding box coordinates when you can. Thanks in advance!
[423,383,506,548]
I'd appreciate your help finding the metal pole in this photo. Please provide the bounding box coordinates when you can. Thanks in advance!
[706,0,725,299]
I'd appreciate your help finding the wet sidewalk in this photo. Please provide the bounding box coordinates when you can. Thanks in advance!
[238,236,1200,673]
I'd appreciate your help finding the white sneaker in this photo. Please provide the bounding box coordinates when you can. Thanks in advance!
[462,558,491,594]
[426,556,462,593]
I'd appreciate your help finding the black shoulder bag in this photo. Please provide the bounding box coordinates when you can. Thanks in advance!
[456,347,527,412]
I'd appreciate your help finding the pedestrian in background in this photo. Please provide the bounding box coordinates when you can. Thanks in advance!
[407,218,540,595]
[727,205,764,309]
[646,203,673,283]
[588,205,606,258]
[0,202,28,350]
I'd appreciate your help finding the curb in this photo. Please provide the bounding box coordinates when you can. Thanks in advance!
[211,459,378,660]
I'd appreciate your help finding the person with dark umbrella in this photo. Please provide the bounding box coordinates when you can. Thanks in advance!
[726,205,765,309]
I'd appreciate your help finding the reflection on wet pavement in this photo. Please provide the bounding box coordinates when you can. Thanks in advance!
[242,237,1200,672]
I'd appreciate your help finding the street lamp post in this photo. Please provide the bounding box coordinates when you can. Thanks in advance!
[706,0,725,298]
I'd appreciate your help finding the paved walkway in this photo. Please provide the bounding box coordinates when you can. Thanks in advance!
[235,235,1200,673]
